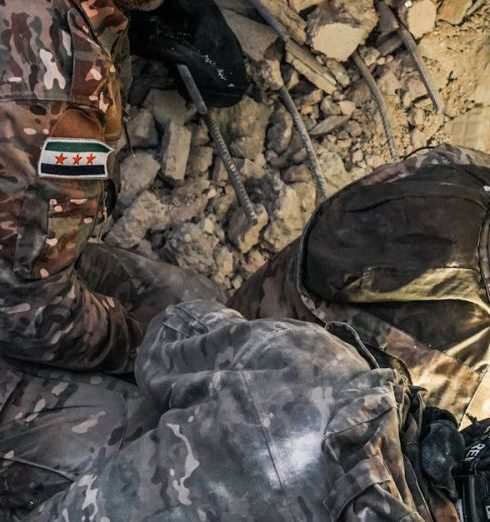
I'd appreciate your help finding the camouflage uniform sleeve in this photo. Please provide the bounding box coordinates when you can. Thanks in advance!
[0,2,143,372]
[0,105,143,373]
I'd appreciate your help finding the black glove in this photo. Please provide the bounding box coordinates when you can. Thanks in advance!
[455,417,490,522]
[419,407,466,501]
[128,0,249,108]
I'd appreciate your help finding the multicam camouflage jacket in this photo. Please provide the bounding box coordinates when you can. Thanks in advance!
[25,301,459,521]
[0,0,141,372]
[230,144,490,428]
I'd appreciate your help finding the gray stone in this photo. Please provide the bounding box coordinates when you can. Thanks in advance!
[262,177,304,252]
[106,191,165,249]
[216,97,273,160]
[222,10,278,63]
[160,122,192,185]
[126,109,159,149]
[400,0,437,39]
[444,107,490,154]
[310,115,350,136]
[267,106,294,155]
[307,0,378,62]
[285,40,337,94]
[316,150,351,192]
[320,98,341,117]
[338,100,356,116]
[283,163,311,183]
[119,152,161,206]
[228,204,269,253]
[186,147,214,177]
[213,246,235,286]
[143,89,187,127]
[437,0,472,24]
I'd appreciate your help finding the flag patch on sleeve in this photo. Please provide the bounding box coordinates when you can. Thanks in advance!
[38,138,114,180]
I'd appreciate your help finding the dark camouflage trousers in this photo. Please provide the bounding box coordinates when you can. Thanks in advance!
[0,244,222,520]
[18,301,456,521]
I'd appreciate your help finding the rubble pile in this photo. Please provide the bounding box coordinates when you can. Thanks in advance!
[104,0,490,293]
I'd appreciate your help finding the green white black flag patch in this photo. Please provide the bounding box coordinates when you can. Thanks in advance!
[38,138,113,180]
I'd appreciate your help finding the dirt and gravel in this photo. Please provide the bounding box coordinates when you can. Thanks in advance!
[102,0,490,294]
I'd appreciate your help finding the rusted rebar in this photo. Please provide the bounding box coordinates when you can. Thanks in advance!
[397,24,445,114]
[177,64,258,225]
[352,50,400,161]
[279,85,329,201]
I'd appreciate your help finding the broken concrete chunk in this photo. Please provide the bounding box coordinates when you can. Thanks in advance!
[186,146,214,177]
[470,40,490,106]
[236,158,266,181]
[402,74,427,108]
[307,0,378,62]
[126,108,159,148]
[106,191,165,249]
[316,150,351,192]
[143,89,187,127]
[245,249,267,275]
[324,58,351,87]
[222,10,278,63]
[119,152,160,206]
[262,177,304,252]
[228,204,269,253]
[283,163,311,183]
[444,107,490,154]
[437,0,472,25]
[163,221,220,276]
[338,100,356,116]
[320,97,342,117]
[288,0,322,13]
[267,106,294,154]
[400,0,437,39]
[259,0,307,43]
[285,41,337,94]
[213,246,235,285]
[290,180,317,222]
[160,122,192,185]
[216,97,273,160]
[310,115,350,137]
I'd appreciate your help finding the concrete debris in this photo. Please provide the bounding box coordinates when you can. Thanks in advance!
[310,115,350,137]
[285,40,337,94]
[338,100,356,116]
[186,146,214,177]
[119,152,160,207]
[267,106,294,154]
[106,191,165,249]
[470,40,490,105]
[262,176,304,252]
[222,10,278,63]
[307,0,378,61]
[288,0,322,13]
[400,0,437,39]
[438,0,472,25]
[259,0,308,43]
[143,89,187,127]
[126,108,159,148]
[103,0,488,291]
[216,96,273,160]
[160,122,192,185]
[444,107,490,154]
[228,204,269,253]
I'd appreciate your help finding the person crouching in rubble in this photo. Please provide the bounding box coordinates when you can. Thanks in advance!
[0,0,245,516]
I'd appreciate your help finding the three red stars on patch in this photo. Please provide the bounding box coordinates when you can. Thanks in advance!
[55,153,97,166]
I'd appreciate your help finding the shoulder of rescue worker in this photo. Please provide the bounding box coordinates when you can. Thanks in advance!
[0,0,128,106]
